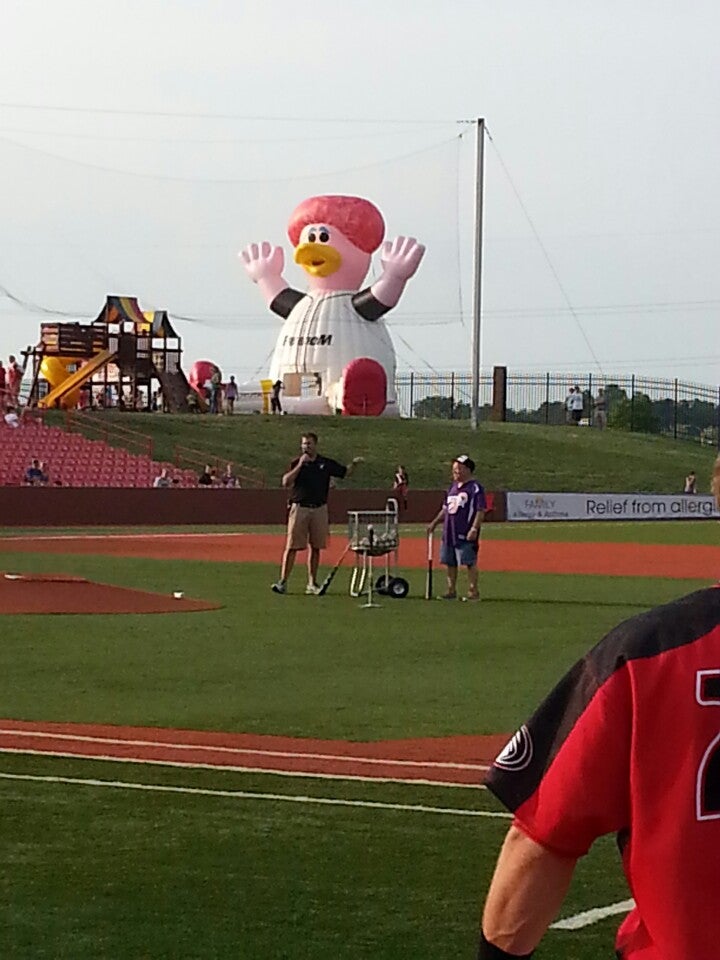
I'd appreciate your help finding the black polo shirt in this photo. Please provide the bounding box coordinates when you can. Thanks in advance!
[288,455,347,507]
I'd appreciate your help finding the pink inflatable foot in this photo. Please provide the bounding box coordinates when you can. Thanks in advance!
[341,357,387,416]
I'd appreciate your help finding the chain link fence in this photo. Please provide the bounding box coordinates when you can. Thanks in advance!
[395,372,720,449]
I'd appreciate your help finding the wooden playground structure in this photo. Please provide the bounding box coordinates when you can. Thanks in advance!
[25,295,193,413]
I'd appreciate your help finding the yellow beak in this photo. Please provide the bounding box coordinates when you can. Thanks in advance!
[294,242,342,277]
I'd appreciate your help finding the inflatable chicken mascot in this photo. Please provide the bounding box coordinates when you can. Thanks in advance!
[240,195,424,416]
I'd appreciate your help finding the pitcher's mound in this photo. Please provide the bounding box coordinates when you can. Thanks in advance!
[0,573,221,615]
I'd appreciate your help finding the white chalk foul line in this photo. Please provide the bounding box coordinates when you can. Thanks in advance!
[0,772,510,818]
[0,747,486,789]
[0,729,490,772]
[551,898,635,930]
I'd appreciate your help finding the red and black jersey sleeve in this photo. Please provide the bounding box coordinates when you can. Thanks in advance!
[486,587,720,859]
[487,658,633,857]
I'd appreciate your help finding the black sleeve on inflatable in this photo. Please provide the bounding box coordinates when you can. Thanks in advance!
[270,288,305,319]
[353,289,390,321]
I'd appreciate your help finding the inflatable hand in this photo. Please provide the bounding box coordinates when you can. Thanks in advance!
[380,236,425,281]
[240,242,285,283]
[240,242,288,307]
[371,235,426,309]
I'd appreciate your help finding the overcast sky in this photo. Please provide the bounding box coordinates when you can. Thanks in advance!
[1,0,718,387]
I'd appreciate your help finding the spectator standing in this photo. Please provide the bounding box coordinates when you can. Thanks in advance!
[225,375,238,414]
[0,360,6,404]
[427,455,486,601]
[479,459,720,960]
[684,470,698,494]
[209,366,222,414]
[564,386,575,424]
[392,464,409,510]
[272,432,363,595]
[569,384,584,424]
[270,379,283,415]
[7,355,22,404]
[593,386,608,429]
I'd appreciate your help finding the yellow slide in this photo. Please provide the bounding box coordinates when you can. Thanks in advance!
[39,348,116,409]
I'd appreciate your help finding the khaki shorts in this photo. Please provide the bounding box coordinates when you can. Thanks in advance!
[286,504,329,550]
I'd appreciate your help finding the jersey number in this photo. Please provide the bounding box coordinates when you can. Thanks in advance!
[696,670,720,821]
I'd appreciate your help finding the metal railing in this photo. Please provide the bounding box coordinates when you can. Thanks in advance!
[395,372,720,448]
[64,410,154,458]
[173,444,267,488]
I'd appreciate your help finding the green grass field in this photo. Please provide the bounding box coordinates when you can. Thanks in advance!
[45,409,719,493]
[0,522,716,958]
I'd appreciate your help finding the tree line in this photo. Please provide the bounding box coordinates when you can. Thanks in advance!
[413,385,718,445]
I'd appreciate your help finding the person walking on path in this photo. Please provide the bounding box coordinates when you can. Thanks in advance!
[272,432,363,595]
[427,455,486,601]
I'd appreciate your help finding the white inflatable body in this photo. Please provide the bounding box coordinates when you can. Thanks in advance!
[268,291,398,414]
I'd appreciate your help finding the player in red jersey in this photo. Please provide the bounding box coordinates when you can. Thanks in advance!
[478,456,720,960]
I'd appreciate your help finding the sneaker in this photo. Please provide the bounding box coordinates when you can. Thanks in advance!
[439,592,457,600]
[271,581,287,594]
[305,583,321,595]
[464,592,481,602]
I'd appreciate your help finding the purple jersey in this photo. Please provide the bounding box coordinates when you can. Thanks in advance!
[442,480,486,546]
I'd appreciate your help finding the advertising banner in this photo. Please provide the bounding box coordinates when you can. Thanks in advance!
[507,492,720,522]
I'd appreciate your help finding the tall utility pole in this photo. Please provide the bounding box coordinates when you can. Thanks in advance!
[470,118,485,431]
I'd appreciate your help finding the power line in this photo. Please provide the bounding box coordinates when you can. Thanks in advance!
[0,101,461,125]
[0,132,459,185]
[0,126,446,146]
[486,128,605,378]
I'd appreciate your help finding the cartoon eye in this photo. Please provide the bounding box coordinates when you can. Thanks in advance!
[318,228,330,243]
[308,230,317,243]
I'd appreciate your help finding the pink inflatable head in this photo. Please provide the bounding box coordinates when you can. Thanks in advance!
[189,360,219,396]
[288,195,385,292]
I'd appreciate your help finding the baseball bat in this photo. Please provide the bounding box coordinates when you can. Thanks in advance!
[425,530,434,600]
[317,542,353,597]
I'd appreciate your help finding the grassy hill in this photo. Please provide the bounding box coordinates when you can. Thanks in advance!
[45,410,718,494]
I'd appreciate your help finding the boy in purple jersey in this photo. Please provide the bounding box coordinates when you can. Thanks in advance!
[427,455,486,600]
[476,460,720,960]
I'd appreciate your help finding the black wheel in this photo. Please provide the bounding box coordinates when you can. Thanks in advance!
[387,576,410,599]
[375,574,392,595]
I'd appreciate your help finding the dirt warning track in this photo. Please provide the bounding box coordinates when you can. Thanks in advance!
[1,532,719,579]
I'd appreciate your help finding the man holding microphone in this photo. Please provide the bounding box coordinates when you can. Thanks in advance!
[272,432,363,595]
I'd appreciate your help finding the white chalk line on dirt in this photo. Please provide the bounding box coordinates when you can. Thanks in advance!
[0,532,251,542]
[551,898,635,930]
[0,728,491,771]
[0,747,488,789]
[0,771,508,818]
